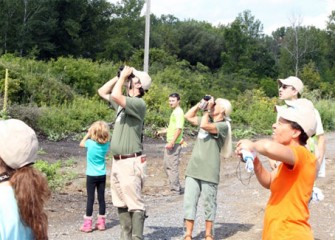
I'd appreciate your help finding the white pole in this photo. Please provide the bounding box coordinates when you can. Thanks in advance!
[143,0,151,73]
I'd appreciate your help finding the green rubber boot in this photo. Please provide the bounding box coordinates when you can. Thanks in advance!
[118,208,132,240]
[131,210,146,240]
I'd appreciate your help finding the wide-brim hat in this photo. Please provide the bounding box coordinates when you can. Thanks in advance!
[0,119,38,169]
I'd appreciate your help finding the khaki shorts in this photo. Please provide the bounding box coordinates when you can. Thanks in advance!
[110,155,147,211]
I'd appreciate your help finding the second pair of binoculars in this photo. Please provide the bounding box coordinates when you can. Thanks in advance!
[199,95,212,110]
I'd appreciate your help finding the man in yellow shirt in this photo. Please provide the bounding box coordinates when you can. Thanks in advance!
[158,93,185,195]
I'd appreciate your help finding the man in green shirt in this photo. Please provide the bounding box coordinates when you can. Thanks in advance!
[183,96,233,240]
[98,65,151,240]
[158,93,185,195]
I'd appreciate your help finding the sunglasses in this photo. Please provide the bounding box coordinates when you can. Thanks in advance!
[279,84,294,90]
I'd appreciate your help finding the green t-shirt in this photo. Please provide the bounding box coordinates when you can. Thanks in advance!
[167,106,184,143]
[185,117,228,184]
[110,97,146,155]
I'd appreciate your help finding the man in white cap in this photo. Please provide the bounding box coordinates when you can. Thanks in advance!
[98,66,151,240]
[271,76,326,179]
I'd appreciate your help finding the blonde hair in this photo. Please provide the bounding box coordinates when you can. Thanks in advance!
[89,121,110,144]
[216,98,233,158]
[216,98,232,120]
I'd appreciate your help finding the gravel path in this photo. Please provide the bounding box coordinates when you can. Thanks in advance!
[46,134,335,240]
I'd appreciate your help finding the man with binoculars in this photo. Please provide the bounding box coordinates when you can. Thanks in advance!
[98,65,151,240]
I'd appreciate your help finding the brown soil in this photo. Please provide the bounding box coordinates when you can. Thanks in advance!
[42,134,335,240]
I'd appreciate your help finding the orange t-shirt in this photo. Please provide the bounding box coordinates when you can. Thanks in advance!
[262,145,316,240]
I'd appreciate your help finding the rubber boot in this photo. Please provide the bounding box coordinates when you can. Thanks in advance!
[95,215,106,231]
[131,210,146,240]
[118,208,132,240]
[80,215,93,233]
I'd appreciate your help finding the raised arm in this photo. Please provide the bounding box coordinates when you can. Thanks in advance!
[184,103,200,126]
[110,66,133,108]
[79,132,90,148]
[199,99,218,134]
[98,76,119,102]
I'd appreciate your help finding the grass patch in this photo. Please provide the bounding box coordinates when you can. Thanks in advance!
[34,159,77,191]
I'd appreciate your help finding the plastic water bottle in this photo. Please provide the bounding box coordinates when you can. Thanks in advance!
[240,149,256,172]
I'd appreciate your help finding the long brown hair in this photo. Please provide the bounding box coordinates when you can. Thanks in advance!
[3,159,51,240]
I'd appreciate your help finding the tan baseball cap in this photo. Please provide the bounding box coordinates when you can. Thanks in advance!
[0,119,38,169]
[275,98,317,137]
[132,68,152,90]
[278,76,304,94]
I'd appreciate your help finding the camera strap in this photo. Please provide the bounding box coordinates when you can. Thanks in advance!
[0,173,10,183]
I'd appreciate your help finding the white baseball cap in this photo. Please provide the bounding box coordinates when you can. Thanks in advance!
[275,98,317,137]
[278,76,304,94]
[0,119,38,169]
[132,68,152,90]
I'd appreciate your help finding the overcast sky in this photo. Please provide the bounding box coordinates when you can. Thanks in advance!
[109,0,335,35]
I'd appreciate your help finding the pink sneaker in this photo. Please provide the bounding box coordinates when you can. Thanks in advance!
[80,216,93,233]
[95,215,106,231]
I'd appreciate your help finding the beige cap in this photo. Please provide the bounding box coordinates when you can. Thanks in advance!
[132,68,152,90]
[278,76,304,94]
[0,119,38,169]
[275,98,316,137]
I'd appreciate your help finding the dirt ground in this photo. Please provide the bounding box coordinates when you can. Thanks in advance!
[41,133,335,240]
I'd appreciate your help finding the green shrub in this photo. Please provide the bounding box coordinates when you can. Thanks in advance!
[315,99,335,131]
[8,104,41,130]
[231,89,277,136]
[49,57,100,96]
[232,128,257,139]
[34,160,63,191]
[34,159,77,191]
[144,83,174,127]
[37,97,113,140]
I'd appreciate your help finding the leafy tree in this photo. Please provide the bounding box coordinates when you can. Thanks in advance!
[0,0,21,54]
[79,0,113,59]
[237,10,264,39]
[100,0,146,61]
[221,10,277,86]
[323,11,335,84]
[177,20,223,69]
[150,14,181,56]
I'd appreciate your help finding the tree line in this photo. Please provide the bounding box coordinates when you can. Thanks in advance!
[0,0,335,93]
[1,0,335,96]
[1,0,335,139]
